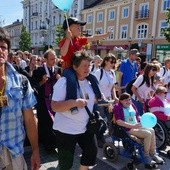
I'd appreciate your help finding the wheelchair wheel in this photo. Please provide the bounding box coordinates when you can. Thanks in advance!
[103,142,118,162]
[154,121,168,150]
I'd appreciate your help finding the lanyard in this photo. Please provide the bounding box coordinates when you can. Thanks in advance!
[0,75,6,96]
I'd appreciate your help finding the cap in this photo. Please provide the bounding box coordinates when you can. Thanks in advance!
[93,55,102,61]
[63,17,86,30]
[130,49,140,55]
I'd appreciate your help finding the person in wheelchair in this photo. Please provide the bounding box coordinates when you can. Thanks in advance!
[148,85,170,125]
[113,93,164,168]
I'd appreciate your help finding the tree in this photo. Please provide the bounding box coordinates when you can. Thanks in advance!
[19,26,31,51]
[162,8,170,42]
[55,24,66,47]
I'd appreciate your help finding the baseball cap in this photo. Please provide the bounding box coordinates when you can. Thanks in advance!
[130,49,140,55]
[63,17,86,30]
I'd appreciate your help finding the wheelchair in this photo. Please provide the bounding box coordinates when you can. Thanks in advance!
[154,120,170,155]
[103,122,153,170]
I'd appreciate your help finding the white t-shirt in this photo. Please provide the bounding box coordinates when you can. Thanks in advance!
[95,69,116,99]
[52,77,96,134]
[157,67,170,85]
[132,75,153,101]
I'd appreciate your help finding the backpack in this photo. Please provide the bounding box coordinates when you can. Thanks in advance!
[126,75,145,96]
[99,68,114,81]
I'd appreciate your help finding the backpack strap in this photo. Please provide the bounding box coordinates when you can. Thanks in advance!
[91,64,95,72]
[99,68,103,81]
[162,66,166,76]
[139,75,145,87]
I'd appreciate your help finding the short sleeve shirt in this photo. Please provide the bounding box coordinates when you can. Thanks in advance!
[0,62,37,158]
[119,59,138,86]
[60,37,87,68]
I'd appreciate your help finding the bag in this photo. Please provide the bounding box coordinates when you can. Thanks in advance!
[86,110,104,134]
[126,75,145,96]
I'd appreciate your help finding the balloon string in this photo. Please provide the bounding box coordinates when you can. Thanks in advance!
[64,13,73,46]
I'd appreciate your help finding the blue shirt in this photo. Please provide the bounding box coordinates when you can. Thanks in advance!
[120,59,137,86]
[0,62,37,158]
[123,105,137,124]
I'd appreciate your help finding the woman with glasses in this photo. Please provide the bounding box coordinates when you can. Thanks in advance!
[148,86,170,126]
[131,63,158,115]
[94,53,118,147]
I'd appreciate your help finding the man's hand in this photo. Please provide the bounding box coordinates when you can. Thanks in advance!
[30,149,40,170]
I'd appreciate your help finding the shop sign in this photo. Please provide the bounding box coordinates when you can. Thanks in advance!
[156,44,170,50]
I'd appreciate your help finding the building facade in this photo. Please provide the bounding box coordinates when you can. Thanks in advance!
[4,20,23,51]
[22,0,85,55]
[82,0,170,62]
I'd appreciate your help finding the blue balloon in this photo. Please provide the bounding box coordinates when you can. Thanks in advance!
[52,0,74,12]
[140,112,157,128]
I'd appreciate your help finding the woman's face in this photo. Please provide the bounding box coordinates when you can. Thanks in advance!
[120,97,132,108]
[149,67,157,77]
[158,90,167,98]
[105,59,116,69]
[73,59,91,80]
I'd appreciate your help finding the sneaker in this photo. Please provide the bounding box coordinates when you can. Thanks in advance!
[145,156,157,169]
[98,99,114,107]
[152,154,164,164]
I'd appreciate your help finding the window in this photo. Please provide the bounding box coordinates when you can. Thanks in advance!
[96,28,103,34]
[122,7,129,18]
[163,0,170,11]
[87,14,93,24]
[160,21,168,37]
[120,25,128,39]
[140,3,149,18]
[35,21,38,29]
[108,26,114,40]
[86,29,92,36]
[137,24,148,38]
[53,16,56,26]
[108,10,115,20]
[97,12,103,22]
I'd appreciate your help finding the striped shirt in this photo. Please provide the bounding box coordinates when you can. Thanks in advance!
[0,62,37,158]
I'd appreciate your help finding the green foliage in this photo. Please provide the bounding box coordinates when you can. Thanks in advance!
[19,26,31,51]
[55,25,66,47]
[162,8,170,42]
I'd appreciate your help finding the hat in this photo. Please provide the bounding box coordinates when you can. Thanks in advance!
[93,55,102,61]
[130,49,140,55]
[63,17,86,30]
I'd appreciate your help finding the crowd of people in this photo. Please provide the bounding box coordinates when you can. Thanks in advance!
[1,16,170,170]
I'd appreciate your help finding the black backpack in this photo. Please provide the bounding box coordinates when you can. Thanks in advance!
[126,75,145,96]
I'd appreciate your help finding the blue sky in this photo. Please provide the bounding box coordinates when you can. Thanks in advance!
[0,0,23,26]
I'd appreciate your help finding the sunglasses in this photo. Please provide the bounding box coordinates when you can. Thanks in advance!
[109,60,116,64]
[162,92,167,94]
[152,68,157,72]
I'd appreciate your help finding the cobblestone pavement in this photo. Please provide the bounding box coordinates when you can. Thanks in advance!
[24,141,170,170]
